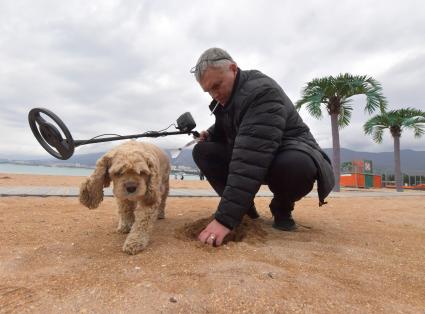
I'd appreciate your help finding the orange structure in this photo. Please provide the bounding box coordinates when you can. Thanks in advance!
[340,160,382,188]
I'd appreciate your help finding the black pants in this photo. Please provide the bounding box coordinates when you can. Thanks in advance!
[192,142,317,218]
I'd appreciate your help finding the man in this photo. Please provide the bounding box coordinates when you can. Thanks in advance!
[191,48,334,247]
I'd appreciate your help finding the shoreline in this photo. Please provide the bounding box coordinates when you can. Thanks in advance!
[0,172,212,190]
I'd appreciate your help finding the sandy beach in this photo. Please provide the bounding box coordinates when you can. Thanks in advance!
[0,173,424,313]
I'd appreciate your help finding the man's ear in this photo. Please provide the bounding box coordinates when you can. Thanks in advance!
[79,153,112,209]
[230,62,238,74]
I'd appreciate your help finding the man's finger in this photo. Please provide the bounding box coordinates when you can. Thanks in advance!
[203,233,219,246]
[198,229,209,243]
[206,236,214,246]
[215,235,224,247]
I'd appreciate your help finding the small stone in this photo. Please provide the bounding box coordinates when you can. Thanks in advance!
[267,272,274,278]
[169,297,177,303]
[135,266,141,270]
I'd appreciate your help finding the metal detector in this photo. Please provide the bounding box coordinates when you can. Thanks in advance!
[28,108,199,160]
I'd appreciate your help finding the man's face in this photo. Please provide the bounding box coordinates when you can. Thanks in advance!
[199,63,237,105]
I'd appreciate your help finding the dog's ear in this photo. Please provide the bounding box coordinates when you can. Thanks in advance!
[79,153,112,209]
[133,160,151,177]
[143,153,160,206]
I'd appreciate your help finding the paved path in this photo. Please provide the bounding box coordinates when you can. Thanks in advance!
[0,186,423,197]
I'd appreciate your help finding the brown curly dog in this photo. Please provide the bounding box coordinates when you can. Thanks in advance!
[79,141,170,255]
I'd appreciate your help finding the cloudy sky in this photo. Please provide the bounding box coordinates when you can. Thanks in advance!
[1,0,424,159]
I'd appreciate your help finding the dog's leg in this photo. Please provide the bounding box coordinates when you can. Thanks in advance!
[157,181,169,219]
[116,199,136,234]
[157,197,166,219]
[122,204,158,255]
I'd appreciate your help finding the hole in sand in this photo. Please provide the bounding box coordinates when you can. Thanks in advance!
[175,216,267,244]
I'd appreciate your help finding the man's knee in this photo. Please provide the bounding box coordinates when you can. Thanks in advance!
[267,150,317,195]
[192,143,203,165]
[192,142,230,164]
[192,142,214,165]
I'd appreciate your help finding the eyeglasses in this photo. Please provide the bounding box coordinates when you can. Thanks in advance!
[190,57,233,74]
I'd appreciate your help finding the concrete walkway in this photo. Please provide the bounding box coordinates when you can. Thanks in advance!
[0,186,423,198]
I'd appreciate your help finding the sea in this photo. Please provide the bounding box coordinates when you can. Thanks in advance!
[0,163,201,180]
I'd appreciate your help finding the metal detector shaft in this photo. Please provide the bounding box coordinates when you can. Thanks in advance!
[74,131,197,147]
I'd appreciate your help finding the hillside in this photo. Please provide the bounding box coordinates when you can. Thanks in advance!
[322,148,425,174]
[7,147,425,175]
[19,148,197,169]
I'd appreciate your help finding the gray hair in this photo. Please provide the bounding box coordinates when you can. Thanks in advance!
[190,48,236,81]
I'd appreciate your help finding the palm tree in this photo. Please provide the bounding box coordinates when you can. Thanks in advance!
[363,108,425,192]
[296,73,387,192]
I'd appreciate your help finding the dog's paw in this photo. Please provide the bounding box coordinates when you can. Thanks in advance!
[116,225,131,234]
[122,239,147,255]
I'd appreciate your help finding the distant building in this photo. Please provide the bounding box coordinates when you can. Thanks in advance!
[340,160,382,188]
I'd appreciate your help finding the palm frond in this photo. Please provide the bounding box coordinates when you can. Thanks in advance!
[398,108,425,136]
[306,102,323,119]
[364,107,425,143]
[363,114,388,143]
[333,73,387,114]
[412,125,425,138]
[296,76,335,117]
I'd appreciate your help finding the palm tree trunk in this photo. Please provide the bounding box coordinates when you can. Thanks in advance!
[393,135,403,192]
[331,113,340,192]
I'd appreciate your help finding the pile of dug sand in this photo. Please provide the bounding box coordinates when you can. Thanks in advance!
[175,215,268,244]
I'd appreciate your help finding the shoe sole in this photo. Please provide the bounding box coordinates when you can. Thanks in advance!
[272,223,297,231]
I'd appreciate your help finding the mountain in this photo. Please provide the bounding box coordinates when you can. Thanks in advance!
[166,149,197,169]
[16,148,197,169]
[322,148,425,175]
[7,147,425,175]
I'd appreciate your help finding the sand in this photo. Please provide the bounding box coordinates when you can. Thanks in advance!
[0,173,425,313]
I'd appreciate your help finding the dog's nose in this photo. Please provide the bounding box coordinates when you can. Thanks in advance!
[125,184,138,194]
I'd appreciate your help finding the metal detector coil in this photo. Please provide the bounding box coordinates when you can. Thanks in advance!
[28,108,198,160]
[28,108,75,160]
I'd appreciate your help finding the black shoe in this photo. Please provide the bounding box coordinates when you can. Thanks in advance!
[246,205,260,219]
[272,213,297,231]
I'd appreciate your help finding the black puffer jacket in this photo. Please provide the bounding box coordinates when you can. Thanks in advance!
[208,69,335,230]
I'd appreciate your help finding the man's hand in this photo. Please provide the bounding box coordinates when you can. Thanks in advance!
[198,219,230,247]
[197,130,209,142]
